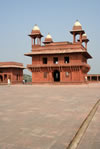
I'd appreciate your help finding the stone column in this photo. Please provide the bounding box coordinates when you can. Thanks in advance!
[31,39,33,47]
[2,74,4,83]
[39,38,41,45]
[85,42,87,49]
[73,33,76,43]
[80,33,82,43]
[97,75,99,81]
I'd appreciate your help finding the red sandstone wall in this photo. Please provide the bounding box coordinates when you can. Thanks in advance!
[0,68,23,84]
[32,70,85,83]
[12,68,23,84]
[31,53,87,83]
[32,71,53,83]
[32,53,83,65]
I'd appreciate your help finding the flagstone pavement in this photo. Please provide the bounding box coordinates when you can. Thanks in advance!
[0,83,100,149]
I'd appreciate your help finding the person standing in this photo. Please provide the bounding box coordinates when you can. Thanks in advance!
[8,78,11,86]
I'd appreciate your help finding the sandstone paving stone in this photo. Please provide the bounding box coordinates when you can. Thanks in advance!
[0,84,100,149]
[77,105,100,149]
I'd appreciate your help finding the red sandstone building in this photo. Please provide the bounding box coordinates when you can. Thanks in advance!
[0,62,24,84]
[87,74,100,82]
[25,21,92,84]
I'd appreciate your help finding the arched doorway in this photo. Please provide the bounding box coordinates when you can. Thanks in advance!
[53,70,60,82]
[0,75,3,82]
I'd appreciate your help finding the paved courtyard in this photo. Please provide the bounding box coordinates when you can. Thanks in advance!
[0,83,100,149]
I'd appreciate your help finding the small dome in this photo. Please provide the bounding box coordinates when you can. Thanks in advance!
[44,33,53,43]
[74,20,82,27]
[73,20,82,31]
[46,33,52,39]
[32,24,40,31]
[83,33,87,37]
[31,24,40,34]
[82,33,87,40]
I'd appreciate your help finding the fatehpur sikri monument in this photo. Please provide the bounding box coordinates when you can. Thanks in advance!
[1,0,100,148]
[0,20,100,84]
[25,20,92,84]
[0,16,100,149]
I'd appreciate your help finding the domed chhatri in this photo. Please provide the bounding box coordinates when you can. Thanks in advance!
[43,33,53,44]
[70,20,85,43]
[82,33,87,40]
[73,20,82,31]
[82,33,89,42]
[29,24,43,47]
[46,33,52,39]
[32,24,41,34]
[82,33,89,49]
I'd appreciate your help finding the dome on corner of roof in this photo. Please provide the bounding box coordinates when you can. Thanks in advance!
[44,33,53,43]
[73,20,82,31]
[32,24,40,34]
[83,33,87,37]
[46,33,52,39]
[82,33,88,40]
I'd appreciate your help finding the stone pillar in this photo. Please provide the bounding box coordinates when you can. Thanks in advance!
[73,33,76,43]
[31,39,33,47]
[80,33,82,43]
[39,38,41,45]
[90,76,92,81]
[2,74,4,83]
[97,76,99,81]
[85,42,87,49]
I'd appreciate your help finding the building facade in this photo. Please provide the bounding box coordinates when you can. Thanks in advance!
[0,62,24,84]
[87,74,100,82]
[25,21,92,84]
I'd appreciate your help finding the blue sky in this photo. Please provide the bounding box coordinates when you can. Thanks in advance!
[0,0,100,74]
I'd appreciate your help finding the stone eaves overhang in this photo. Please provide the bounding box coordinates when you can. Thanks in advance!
[0,62,25,69]
[0,65,25,69]
[27,63,90,73]
[24,50,92,59]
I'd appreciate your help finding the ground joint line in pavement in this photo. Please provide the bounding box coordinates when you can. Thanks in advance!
[66,99,100,149]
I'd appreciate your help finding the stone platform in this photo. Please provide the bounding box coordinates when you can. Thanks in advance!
[0,83,100,149]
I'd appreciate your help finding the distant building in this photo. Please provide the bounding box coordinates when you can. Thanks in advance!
[0,62,24,84]
[25,21,92,84]
[87,74,100,82]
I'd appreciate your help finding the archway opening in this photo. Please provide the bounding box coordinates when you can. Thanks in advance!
[53,70,60,82]
[0,75,3,82]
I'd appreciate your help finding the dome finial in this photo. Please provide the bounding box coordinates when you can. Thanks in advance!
[46,33,52,39]
[32,24,40,31]
[43,33,53,44]
[74,20,82,27]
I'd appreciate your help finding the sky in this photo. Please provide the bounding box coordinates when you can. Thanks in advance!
[0,0,100,75]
